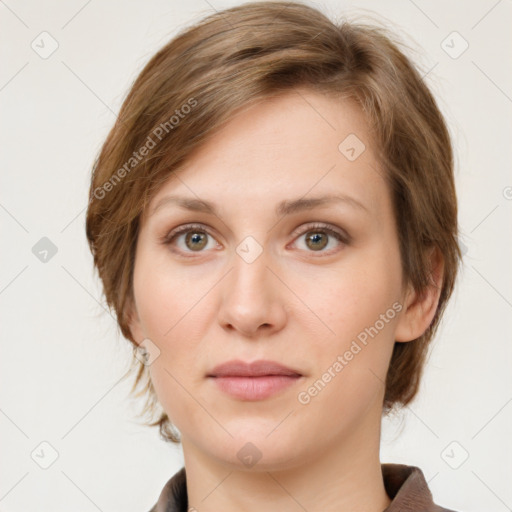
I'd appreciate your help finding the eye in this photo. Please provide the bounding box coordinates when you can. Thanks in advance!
[162,223,219,255]
[161,222,349,257]
[290,222,349,255]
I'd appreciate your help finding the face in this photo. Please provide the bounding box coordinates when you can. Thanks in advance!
[129,89,412,471]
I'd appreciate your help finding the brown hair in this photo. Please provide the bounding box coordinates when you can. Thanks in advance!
[85,1,461,443]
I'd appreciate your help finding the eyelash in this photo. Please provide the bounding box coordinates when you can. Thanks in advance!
[161,222,350,258]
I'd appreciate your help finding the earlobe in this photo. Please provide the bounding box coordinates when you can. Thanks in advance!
[394,247,444,342]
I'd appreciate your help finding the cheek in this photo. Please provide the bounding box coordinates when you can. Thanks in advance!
[133,249,218,418]
[133,247,210,339]
[303,250,402,342]
[297,286,398,434]
[299,243,402,392]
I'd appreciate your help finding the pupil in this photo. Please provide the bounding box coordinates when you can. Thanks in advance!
[308,232,327,250]
[187,232,206,250]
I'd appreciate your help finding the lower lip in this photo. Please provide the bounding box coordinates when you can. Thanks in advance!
[209,375,302,400]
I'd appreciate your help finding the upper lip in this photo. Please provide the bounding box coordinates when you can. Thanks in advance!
[207,359,302,377]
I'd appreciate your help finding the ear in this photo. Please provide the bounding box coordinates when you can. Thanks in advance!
[125,296,145,344]
[395,246,444,342]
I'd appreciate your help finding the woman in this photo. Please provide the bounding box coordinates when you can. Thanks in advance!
[85,2,461,510]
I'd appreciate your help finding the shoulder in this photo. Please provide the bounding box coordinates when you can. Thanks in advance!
[382,463,459,512]
[146,466,187,512]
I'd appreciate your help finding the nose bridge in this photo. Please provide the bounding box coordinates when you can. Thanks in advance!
[218,238,284,335]
[232,240,269,296]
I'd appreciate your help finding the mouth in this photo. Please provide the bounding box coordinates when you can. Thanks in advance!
[207,359,303,401]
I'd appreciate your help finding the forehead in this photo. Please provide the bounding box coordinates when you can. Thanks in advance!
[145,89,386,221]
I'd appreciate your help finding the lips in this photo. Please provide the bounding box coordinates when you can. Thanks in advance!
[207,359,303,400]
[207,359,302,378]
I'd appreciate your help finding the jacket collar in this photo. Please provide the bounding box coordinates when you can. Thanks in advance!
[151,463,455,512]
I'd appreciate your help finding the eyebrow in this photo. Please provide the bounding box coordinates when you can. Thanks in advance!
[149,193,369,218]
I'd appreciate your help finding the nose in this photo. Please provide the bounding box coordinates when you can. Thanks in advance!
[217,246,287,338]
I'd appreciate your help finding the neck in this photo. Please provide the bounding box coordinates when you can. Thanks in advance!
[182,408,391,512]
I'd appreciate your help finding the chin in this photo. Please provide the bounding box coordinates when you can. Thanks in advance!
[201,426,304,472]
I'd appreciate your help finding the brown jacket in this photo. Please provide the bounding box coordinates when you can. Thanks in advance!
[148,463,457,511]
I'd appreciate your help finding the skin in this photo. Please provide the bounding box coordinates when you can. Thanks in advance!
[128,89,443,511]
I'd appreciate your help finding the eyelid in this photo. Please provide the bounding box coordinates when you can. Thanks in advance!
[162,222,214,240]
[290,222,351,245]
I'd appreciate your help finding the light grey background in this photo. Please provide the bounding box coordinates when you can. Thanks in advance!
[1,0,511,510]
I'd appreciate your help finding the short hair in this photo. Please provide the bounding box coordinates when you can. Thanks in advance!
[85,1,461,443]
